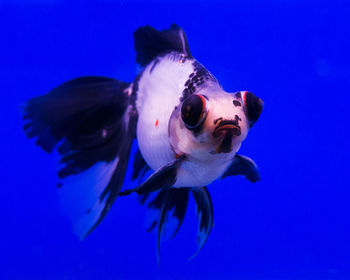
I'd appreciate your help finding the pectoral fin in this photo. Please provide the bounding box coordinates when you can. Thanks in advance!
[221,154,260,182]
[119,155,186,196]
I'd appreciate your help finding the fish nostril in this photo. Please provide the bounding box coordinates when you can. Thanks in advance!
[213,117,223,125]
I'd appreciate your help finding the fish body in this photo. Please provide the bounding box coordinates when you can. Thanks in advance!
[137,52,249,187]
[22,24,263,261]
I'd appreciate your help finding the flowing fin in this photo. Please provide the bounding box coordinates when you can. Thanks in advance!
[190,187,214,260]
[119,155,186,196]
[134,23,192,67]
[221,154,260,182]
[58,156,119,238]
[157,189,170,264]
[139,188,190,263]
[139,187,213,261]
[22,76,137,238]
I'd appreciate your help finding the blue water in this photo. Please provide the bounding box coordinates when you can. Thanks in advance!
[1,0,350,279]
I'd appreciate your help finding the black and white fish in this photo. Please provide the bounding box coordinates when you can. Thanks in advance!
[22,24,263,261]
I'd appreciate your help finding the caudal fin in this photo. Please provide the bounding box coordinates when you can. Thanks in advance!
[22,76,137,238]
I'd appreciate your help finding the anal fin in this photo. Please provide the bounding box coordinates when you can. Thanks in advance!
[139,186,213,263]
[190,187,214,260]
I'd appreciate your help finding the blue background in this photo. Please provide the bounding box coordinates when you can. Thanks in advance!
[1,0,350,279]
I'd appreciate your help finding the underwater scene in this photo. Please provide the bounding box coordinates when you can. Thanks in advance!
[1,0,350,279]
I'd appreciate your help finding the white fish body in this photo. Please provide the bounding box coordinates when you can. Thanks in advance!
[136,52,250,187]
[136,53,191,171]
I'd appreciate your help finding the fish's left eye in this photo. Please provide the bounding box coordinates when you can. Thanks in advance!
[181,94,207,129]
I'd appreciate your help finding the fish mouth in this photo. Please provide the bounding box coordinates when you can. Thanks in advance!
[212,120,241,154]
[212,120,241,138]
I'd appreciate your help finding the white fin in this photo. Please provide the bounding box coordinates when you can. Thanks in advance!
[58,157,119,239]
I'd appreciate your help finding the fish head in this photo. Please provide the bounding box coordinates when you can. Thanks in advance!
[169,90,263,159]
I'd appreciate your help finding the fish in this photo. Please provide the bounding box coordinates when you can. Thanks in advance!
[22,24,264,262]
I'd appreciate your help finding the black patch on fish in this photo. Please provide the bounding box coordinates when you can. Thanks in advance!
[217,132,233,153]
[235,92,241,99]
[150,58,160,73]
[192,122,205,137]
[214,117,223,125]
[235,115,242,122]
[182,88,191,102]
[131,70,143,103]
[180,61,217,102]
[233,100,241,107]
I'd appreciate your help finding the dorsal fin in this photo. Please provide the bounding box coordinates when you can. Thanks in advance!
[134,24,192,67]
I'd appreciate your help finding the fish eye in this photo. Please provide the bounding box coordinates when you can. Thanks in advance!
[181,94,208,129]
[242,91,264,127]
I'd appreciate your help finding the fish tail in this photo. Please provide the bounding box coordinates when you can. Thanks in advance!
[22,76,137,238]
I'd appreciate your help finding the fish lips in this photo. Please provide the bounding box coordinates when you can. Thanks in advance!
[212,121,241,139]
[212,121,241,154]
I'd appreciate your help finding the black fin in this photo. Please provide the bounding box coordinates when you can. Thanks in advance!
[22,76,137,238]
[139,188,190,263]
[190,187,214,259]
[119,155,186,196]
[157,189,170,264]
[134,24,192,67]
[140,187,213,261]
[132,148,151,182]
[140,188,190,236]
[221,154,260,182]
